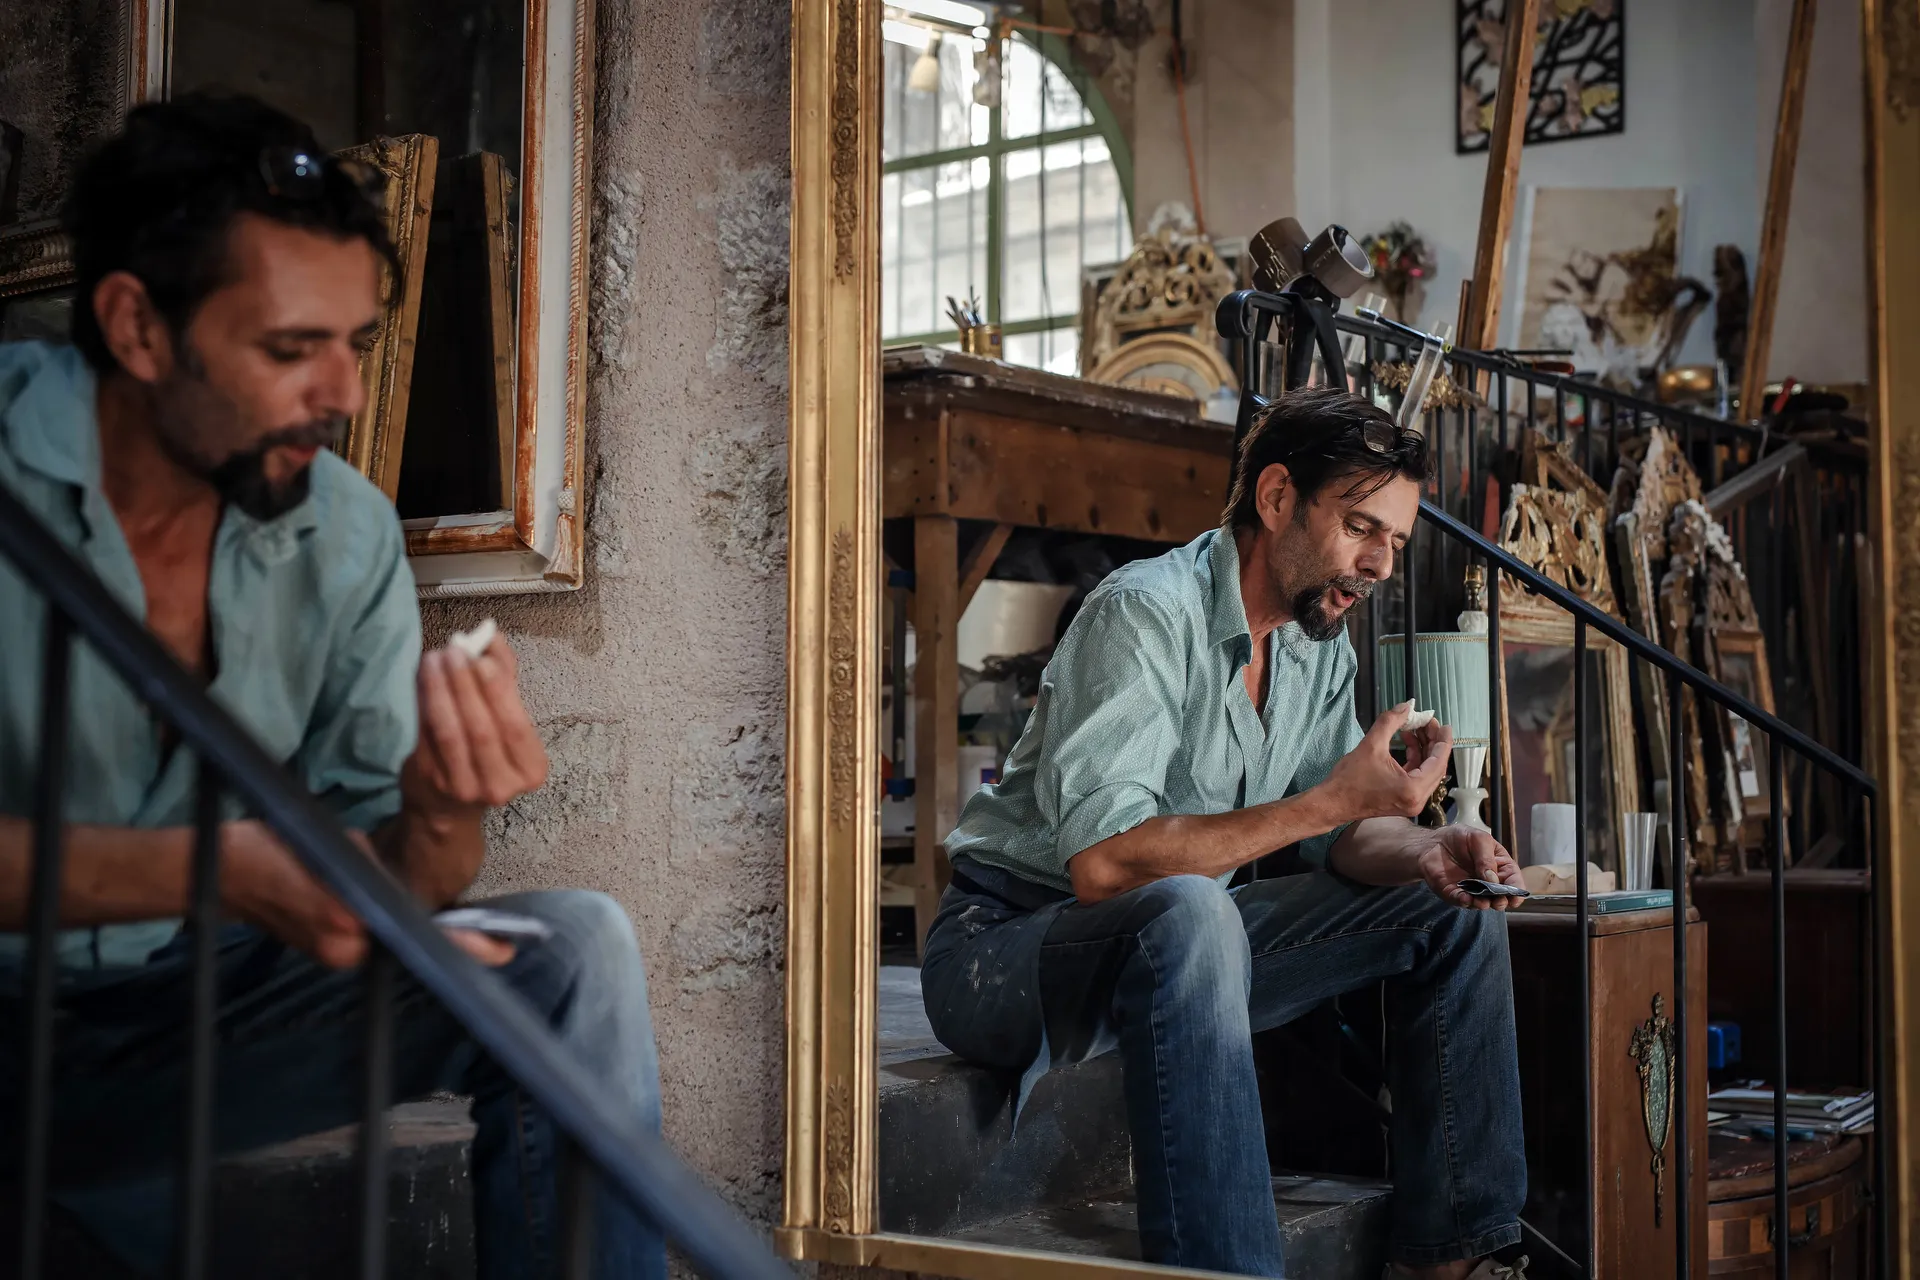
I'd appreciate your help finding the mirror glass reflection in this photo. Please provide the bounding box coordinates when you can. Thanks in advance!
[169,0,524,517]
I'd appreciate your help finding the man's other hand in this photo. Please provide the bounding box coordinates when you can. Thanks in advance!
[222,821,515,968]
[411,636,550,814]
[1323,700,1453,821]
[1415,825,1524,911]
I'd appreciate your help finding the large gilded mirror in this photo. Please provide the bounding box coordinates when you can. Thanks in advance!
[0,0,590,595]
[781,1,1912,1277]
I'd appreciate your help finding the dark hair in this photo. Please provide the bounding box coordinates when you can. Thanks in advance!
[62,91,396,371]
[1222,388,1429,531]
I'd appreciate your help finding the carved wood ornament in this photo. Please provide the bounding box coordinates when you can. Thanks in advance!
[1496,482,1619,623]
[1084,224,1236,378]
[1662,499,1758,868]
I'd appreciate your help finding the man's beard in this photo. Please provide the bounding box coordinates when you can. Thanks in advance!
[1289,574,1374,642]
[152,348,346,521]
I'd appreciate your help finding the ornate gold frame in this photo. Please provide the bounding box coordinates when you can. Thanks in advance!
[337,134,438,500]
[125,0,595,596]
[784,1,1919,1273]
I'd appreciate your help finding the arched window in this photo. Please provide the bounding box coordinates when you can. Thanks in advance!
[881,19,1134,374]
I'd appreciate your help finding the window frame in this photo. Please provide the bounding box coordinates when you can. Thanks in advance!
[881,29,1133,353]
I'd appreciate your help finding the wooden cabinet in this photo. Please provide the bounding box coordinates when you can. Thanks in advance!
[1509,908,1710,1278]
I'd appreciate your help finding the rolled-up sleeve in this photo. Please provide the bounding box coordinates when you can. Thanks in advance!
[292,517,421,832]
[1289,639,1366,868]
[1034,590,1189,871]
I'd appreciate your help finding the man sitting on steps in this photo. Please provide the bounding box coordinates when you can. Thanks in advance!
[0,94,663,1280]
[921,388,1530,1280]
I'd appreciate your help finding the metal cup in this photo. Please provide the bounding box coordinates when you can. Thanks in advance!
[1622,812,1661,890]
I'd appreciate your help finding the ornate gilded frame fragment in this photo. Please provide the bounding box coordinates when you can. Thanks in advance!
[1493,482,1640,860]
[337,134,438,500]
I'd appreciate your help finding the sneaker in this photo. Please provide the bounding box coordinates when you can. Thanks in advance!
[1383,1258,1529,1280]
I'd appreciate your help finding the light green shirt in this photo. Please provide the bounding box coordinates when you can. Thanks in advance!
[946,527,1366,893]
[0,341,421,969]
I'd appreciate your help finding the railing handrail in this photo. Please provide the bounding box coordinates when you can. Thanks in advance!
[1332,311,1776,450]
[0,479,789,1280]
[1418,499,1874,794]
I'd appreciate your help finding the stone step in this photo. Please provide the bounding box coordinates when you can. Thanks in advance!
[878,964,1132,1236]
[945,1175,1394,1280]
[16,1100,476,1280]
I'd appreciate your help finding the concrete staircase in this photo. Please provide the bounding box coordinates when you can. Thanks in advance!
[19,1101,476,1280]
[878,965,1393,1278]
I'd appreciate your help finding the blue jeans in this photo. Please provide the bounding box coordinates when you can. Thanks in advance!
[921,859,1525,1277]
[0,889,665,1280]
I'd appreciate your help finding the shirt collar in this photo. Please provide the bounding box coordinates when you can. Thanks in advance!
[1204,525,1321,668]
[7,342,98,489]
[5,341,322,546]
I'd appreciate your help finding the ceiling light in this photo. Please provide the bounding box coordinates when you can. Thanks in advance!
[882,18,931,48]
[892,0,989,27]
[908,33,943,93]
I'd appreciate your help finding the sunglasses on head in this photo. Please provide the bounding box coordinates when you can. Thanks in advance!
[255,146,377,201]
[1280,416,1424,464]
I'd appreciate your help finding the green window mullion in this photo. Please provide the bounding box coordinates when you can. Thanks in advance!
[887,314,1079,349]
[880,123,1101,177]
[986,68,1004,328]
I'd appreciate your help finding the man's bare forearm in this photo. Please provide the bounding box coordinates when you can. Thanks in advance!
[1068,787,1347,902]
[375,803,486,908]
[0,816,196,928]
[1326,817,1430,886]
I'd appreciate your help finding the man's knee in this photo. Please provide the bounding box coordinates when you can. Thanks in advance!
[487,890,651,1010]
[1129,875,1249,978]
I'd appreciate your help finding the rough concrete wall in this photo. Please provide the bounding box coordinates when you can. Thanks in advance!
[0,0,125,221]
[420,0,793,1233]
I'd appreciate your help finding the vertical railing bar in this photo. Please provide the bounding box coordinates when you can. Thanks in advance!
[1434,402,1447,620]
[1710,419,1723,489]
[558,1136,597,1280]
[1770,736,1788,1280]
[1404,521,1418,704]
[1525,372,1537,437]
[1555,385,1567,447]
[1575,616,1595,1276]
[1608,399,1619,473]
[1582,393,1594,478]
[1498,366,1511,455]
[177,760,222,1280]
[357,945,397,1280]
[1487,551,1503,847]
[20,608,73,1280]
[1367,589,1381,724]
[1668,666,1692,1280]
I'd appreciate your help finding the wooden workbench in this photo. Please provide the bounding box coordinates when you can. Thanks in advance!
[883,346,1237,946]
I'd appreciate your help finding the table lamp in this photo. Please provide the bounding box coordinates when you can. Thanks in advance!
[1374,581,1493,831]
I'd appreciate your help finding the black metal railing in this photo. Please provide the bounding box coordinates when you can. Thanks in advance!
[1220,291,1884,1280]
[0,480,791,1280]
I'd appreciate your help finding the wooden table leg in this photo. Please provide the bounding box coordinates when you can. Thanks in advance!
[912,515,959,956]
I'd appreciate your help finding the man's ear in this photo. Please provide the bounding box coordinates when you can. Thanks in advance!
[1254,461,1295,532]
[91,271,176,385]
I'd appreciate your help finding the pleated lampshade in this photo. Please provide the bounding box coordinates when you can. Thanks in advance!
[1374,632,1491,745]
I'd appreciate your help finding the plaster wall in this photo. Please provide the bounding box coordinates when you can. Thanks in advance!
[1294,0,1762,367]
[420,0,796,1230]
[1130,0,1297,241]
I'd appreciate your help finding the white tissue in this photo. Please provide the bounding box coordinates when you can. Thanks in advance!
[449,618,498,661]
